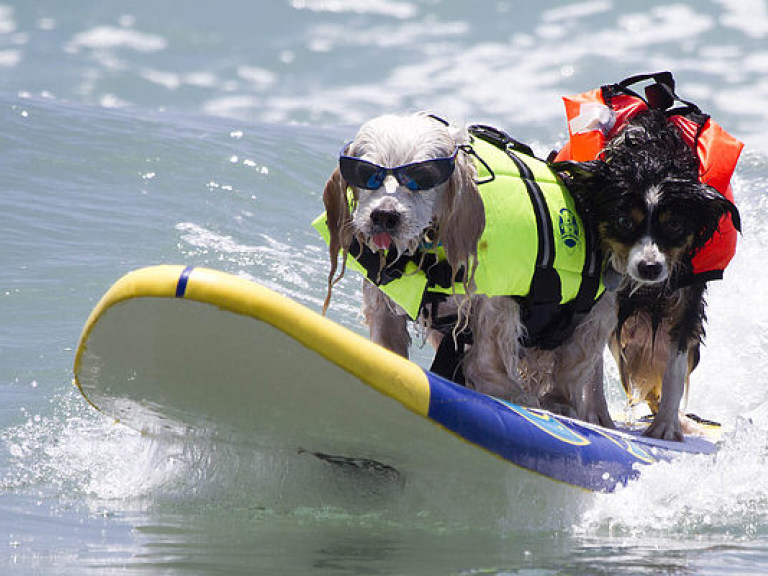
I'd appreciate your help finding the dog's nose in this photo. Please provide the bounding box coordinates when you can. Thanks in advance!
[637,261,663,281]
[370,209,400,232]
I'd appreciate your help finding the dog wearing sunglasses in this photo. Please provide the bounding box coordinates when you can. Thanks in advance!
[318,113,616,423]
[321,114,482,356]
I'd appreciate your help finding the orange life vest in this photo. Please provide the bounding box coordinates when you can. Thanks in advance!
[553,72,744,282]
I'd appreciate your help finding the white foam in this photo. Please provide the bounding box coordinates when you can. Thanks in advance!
[66,26,168,54]
[289,0,417,19]
[0,5,16,35]
[714,0,768,39]
[542,0,611,23]
[0,49,21,68]
[575,419,768,537]
[2,392,189,506]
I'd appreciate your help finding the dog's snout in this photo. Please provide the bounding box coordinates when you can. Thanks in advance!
[637,261,663,281]
[370,209,400,232]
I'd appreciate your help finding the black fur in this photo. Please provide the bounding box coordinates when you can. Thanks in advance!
[553,109,741,440]
[557,111,740,260]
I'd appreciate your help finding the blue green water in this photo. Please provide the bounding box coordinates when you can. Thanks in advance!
[3,0,768,573]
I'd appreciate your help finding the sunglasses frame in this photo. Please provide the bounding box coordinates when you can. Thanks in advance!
[338,143,459,192]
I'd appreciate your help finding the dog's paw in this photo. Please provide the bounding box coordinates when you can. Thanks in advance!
[539,392,578,419]
[508,391,541,410]
[582,406,615,429]
[643,417,684,442]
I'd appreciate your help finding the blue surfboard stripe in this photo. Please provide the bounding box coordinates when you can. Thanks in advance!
[423,369,712,491]
[175,266,195,298]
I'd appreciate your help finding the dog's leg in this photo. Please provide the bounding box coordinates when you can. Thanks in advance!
[362,280,411,357]
[546,348,612,424]
[581,359,615,427]
[643,348,687,441]
[609,330,633,400]
[547,292,616,426]
[463,297,538,406]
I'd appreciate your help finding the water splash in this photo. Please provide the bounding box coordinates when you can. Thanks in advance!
[3,393,181,505]
[574,418,768,539]
[575,151,768,541]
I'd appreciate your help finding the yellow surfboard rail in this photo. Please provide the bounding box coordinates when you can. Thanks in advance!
[74,265,431,418]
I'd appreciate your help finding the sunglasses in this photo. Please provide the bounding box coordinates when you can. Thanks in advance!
[339,144,458,192]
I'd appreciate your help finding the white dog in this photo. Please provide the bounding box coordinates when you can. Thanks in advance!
[318,113,616,425]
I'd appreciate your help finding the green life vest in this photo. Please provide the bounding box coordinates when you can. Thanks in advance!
[313,125,604,348]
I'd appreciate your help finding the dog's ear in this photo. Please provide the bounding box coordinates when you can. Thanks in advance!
[437,149,485,284]
[550,159,609,215]
[321,167,354,314]
[551,160,607,190]
[691,184,742,251]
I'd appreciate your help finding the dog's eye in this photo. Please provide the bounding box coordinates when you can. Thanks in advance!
[665,220,682,232]
[617,216,635,231]
[663,218,685,237]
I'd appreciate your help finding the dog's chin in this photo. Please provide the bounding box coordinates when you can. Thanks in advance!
[622,266,672,298]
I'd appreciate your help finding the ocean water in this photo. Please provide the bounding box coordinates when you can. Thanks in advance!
[3,0,768,573]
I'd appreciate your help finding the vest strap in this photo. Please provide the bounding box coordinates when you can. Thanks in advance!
[569,202,602,317]
[503,150,561,306]
[604,72,708,126]
[467,124,535,157]
[422,294,471,384]
[468,124,560,304]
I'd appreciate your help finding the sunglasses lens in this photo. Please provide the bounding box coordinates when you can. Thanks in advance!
[366,170,386,189]
[339,157,386,190]
[399,158,455,191]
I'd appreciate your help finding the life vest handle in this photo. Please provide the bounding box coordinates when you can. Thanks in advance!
[610,70,702,117]
[468,124,536,159]
[617,71,676,93]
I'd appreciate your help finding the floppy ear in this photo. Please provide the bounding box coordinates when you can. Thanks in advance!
[321,167,354,314]
[691,184,742,252]
[550,160,611,224]
[436,150,485,284]
[550,160,607,197]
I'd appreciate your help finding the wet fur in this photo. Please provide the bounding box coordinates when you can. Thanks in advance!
[462,291,617,424]
[322,113,617,425]
[556,109,741,440]
[322,113,484,351]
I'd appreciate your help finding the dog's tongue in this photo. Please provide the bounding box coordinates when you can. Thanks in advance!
[372,232,392,251]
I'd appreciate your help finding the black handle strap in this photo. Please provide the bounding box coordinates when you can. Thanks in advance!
[608,70,703,117]
[468,124,535,158]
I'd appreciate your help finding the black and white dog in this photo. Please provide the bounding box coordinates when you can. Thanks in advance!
[556,109,741,440]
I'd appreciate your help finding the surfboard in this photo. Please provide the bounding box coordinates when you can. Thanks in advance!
[73,265,717,495]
